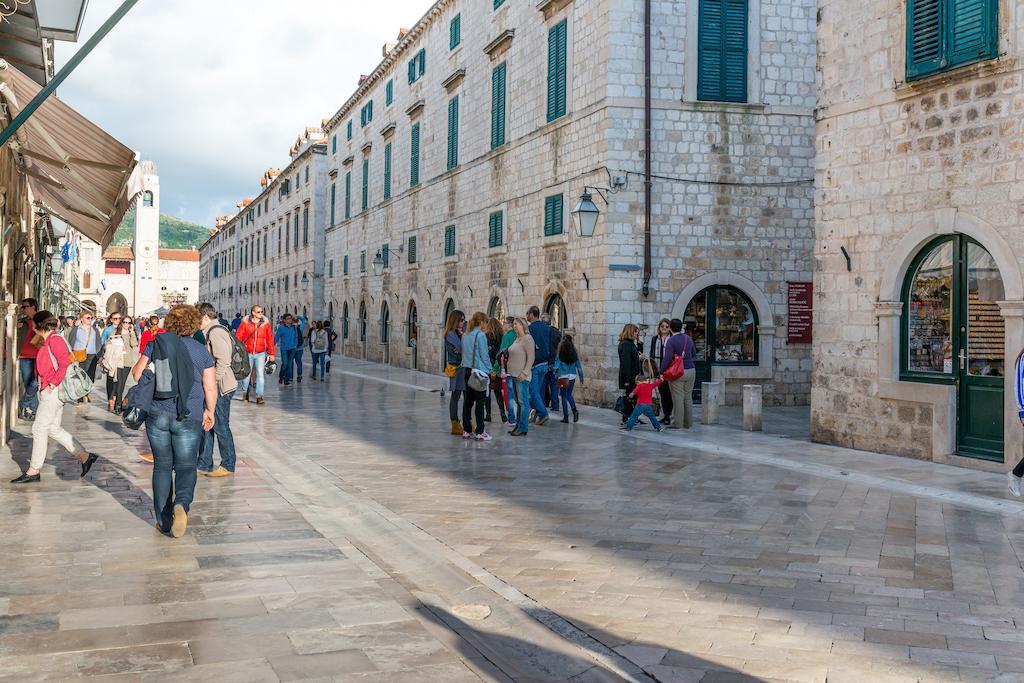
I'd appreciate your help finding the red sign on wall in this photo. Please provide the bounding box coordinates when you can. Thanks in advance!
[787,282,813,344]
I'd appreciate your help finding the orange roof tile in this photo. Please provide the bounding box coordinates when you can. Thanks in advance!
[159,249,199,262]
[102,246,134,260]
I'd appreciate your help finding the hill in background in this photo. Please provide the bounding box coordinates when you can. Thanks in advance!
[112,213,210,250]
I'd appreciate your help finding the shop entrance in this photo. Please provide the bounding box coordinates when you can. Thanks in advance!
[682,286,758,403]
[904,236,1005,460]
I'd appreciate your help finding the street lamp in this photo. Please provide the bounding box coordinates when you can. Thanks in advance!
[372,250,385,276]
[301,272,309,290]
[571,187,608,238]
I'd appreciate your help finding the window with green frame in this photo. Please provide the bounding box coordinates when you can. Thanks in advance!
[360,250,366,272]
[330,183,336,225]
[697,0,748,103]
[360,101,374,127]
[488,211,503,248]
[343,254,349,275]
[490,63,506,149]
[447,96,459,170]
[302,206,309,245]
[408,48,426,83]
[407,236,417,263]
[906,0,997,80]
[410,122,421,187]
[383,141,392,200]
[361,158,369,210]
[544,194,563,236]
[381,243,390,268]
[346,120,353,140]
[329,260,334,278]
[683,285,759,365]
[444,225,456,256]
[450,14,461,50]
[385,79,394,106]
[293,213,299,249]
[546,20,568,122]
[344,171,351,219]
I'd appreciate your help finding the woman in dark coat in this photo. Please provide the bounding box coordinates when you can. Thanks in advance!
[617,324,643,424]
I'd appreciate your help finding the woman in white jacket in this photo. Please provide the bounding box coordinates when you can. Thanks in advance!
[102,317,140,414]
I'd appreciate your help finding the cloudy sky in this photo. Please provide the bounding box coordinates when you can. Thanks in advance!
[54,0,429,226]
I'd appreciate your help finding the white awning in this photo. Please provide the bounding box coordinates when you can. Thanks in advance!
[0,59,140,249]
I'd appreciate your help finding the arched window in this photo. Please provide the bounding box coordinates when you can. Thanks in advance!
[358,301,367,341]
[82,269,92,290]
[328,301,334,323]
[342,302,350,339]
[487,296,505,321]
[442,298,456,326]
[142,191,153,207]
[407,301,418,346]
[380,303,390,344]
[683,286,758,365]
[544,293,568,330]
[901,235,1005,459]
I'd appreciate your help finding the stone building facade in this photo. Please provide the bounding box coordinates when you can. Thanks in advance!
[814,0,1024,468]
[310,0,816,405]
[199,128,329,323]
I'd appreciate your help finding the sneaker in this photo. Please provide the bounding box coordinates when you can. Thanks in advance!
[462,431,473,439]
[619,426,630,433]
[139,452,154,463]
[1009,471,1022,497]
[528,411,537,424]
[207,466,233,477]
[297,376,302,384]
[278,377,284,385]
[256,396,265,405]
[537,416,549,426]
[242,392,250,403]
[655,426,664,432]
[476,433,492,442]
[170,504,187,538]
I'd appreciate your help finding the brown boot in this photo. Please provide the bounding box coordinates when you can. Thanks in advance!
[450,419,464,436]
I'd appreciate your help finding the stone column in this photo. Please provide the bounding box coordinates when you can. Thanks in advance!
[702,381,722,424]
[999,301,1024,470]
[743,385,763,431]
[874,301,902,381]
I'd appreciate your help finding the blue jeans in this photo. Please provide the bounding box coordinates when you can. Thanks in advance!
[199,391,236,472]
[311,352,326,378]
[18,358,37,412]
[529,364,549,419]
[560,379,577,414]
[625,404,661,431]
[547,369,560,411]
[294,348,304,378]
[146,411,202,530]
[514,378,531,433]
[280,348,297,382]
[505,378,516,423]
[240,352,266,396]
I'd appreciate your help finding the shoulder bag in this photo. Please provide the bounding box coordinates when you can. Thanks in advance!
[46,336,93,403]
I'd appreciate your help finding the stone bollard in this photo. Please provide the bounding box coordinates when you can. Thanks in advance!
[743,385,763,432]
[702,381,722,425]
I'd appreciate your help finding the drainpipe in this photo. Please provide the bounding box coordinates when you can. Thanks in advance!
[642,0,653,298]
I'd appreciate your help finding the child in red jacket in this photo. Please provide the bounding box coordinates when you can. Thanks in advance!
[620,375,664,432]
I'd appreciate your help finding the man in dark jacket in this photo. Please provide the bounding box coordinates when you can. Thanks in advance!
[526,306,551,425]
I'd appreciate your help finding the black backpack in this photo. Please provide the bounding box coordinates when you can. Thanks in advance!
[208,325,252,381]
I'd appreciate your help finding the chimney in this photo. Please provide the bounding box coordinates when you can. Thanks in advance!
[358,74,369,86]
[382,42,397,57]
[397,28,409,40]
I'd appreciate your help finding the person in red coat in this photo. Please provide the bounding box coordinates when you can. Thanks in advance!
[235,305,275,404]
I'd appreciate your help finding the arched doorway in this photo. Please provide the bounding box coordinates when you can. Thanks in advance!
[358,301,367,359]
[328,301,334,326]
[342,301,350,341]
[902,235,1005,459]
[106,292,128,316]
[544,293,568,330]
[407,300,419,369]
[380,302,391,364]
[487,296,504,321]
[683,286,759,402]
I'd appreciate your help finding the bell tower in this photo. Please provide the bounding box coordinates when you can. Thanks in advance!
[133,161,162,315]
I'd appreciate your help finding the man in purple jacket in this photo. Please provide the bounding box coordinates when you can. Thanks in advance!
[659,318,696,429]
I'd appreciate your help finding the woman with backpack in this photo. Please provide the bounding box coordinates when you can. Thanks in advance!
[308,321,329,381]
[10,311,100,484]
[131,305,216,538]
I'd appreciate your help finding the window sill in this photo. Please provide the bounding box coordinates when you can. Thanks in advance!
[543,231,568,245]
[896,56,1011,96]
[678,100,766,114]
[488,243,508,254]
[443,254,459,264]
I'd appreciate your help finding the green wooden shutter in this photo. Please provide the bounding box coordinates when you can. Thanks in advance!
[344,172,351,219]
[382,244,390,268]
[418,48,426,76]
[408,59,416,83]
[383,142,392,200]
[330,183,336,226]
[445,225,455,256]
[488,211,503,247]
[343,255,349,275]
[294,214,299,249]
[544,194,563,236]
[949,0,996,67]
[408,236,417,263]
[450,15,461,50]
[385,79,393,106]
[361,159,369,210]
[547,20,568,122]
[491,63,506,149]
[447,96,459,170]
[410,123,421,187]
[347,120,352,140]
[303,206,309,244]
[698,0,747,102]
[907,0,944,78]
[331,135,337,154]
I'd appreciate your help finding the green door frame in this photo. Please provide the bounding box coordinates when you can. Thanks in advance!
[900,234,1005,461]
[686,285,759,403]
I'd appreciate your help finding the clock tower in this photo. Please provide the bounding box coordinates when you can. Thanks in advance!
[133,161,162,316]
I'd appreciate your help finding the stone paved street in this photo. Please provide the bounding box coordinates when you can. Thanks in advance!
[3,360,1024,682]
